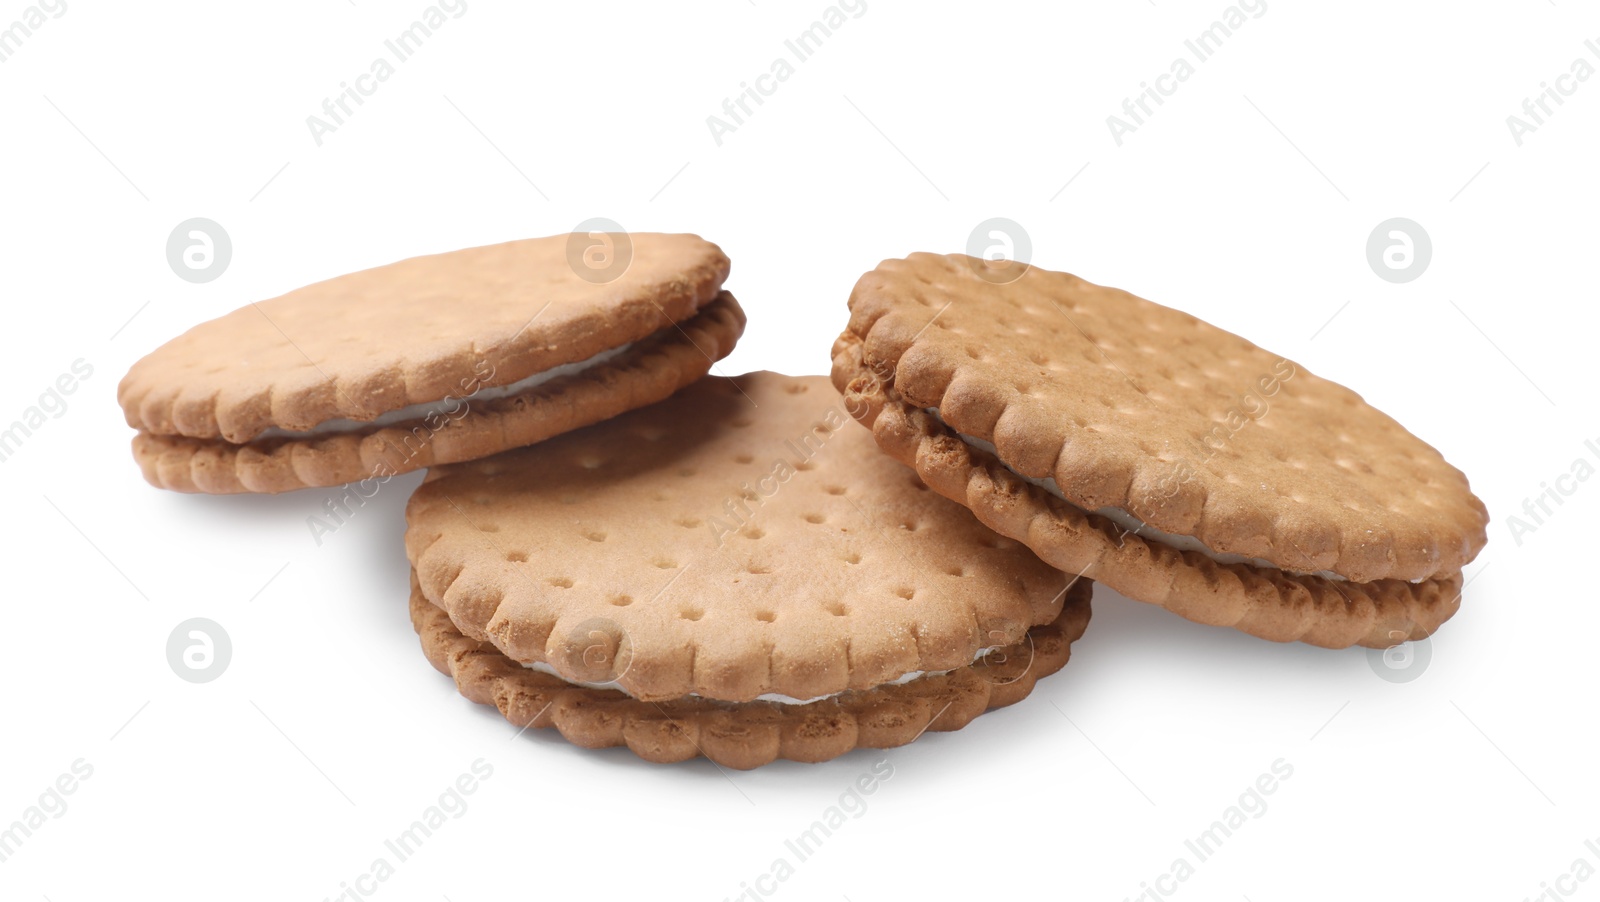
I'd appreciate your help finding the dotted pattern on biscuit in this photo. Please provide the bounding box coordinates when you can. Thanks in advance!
[832,335,1463,650]
[410,572,1091,769]
[406,373,1072,703]
[841,253,1488,583]
[118,233,730,442]
[130,292,745,494]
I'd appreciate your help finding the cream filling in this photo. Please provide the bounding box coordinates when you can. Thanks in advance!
[254,343,634,440]
[924,407,1351,582]
[521,645,1004,705]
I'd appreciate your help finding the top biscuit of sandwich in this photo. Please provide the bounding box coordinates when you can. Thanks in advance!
[118,233,729,443]
[405,373,1072,704]
[842,253,1488,583]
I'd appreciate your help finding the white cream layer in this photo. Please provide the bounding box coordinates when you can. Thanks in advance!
[522,645,1004,705]
[255,343,634,440]
[925,407,1350,582]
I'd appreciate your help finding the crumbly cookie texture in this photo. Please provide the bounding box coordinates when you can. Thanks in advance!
[406,373,1073,703]
[131,292,744,493]
[411,571,1091,769]
[840,252,1488,583]
[832,335,1464,649]
[119,232,730,442]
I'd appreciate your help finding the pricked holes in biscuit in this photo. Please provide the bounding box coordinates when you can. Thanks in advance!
[746,562,772,574]
[679,607,703,621]
[548,577,574,588]
[824,485,847,496]
[652,558,677,569]
[755,610,777,623]
[581,530,607,543]
[803,513,826,524]
[479,523,501,533]
[505,551,528,563]
[735,452,754,464]
[610,594,634,607]
[677,467,697,478]
[894,586,916,600]
[743,527,766,540]
[784,382,809,395]
[794,461,815,472]
[825,602,848,617]
[674,516,702,528]
[843,552,861,565]
[944,564,964,577]
[578,455,604,470]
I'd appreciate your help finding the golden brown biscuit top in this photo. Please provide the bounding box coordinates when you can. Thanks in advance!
[118,233,729,442]
[405,373,1070,703]
[843,252,1488,582]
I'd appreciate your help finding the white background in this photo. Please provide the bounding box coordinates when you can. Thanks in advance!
[2,1,1595,900]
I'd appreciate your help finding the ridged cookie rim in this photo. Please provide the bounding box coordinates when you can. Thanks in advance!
[130,292,745,494]
[831,337,1464,650]
[411,572,1091,769]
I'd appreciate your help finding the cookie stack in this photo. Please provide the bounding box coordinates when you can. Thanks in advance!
[119,235,1486,768]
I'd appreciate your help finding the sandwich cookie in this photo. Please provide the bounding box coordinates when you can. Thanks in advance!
[410,572,1090,768]
[832,253,1487,649]
[120,233,743,493]
[405,373,1090,767]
